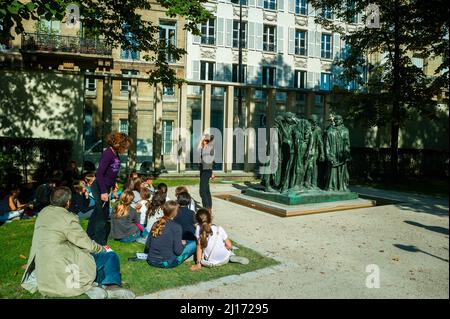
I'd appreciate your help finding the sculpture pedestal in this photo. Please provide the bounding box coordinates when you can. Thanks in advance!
[244,188,359,206]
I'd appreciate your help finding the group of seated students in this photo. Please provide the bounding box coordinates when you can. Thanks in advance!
[110,174,249,270]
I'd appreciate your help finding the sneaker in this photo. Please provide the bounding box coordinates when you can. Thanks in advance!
[229,255,249,265]
[85,286,108,299]
[106,287,136,299]
[135,237,147,245]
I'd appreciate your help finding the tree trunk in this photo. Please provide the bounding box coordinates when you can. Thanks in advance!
[127,79,138,173]
[390,0,401,178]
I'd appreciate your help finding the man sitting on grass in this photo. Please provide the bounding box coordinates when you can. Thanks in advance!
[21,186,135,299]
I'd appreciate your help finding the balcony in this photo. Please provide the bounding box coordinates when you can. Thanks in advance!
[21,33,112,56]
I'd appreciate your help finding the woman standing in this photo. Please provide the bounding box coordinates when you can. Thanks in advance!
[87,132,131,245]
[198,134,215,210]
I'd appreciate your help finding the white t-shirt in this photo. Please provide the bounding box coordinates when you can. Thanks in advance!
[195,225,231,265]
[145,207,164,232]
[131,190,141,209]
[137,199,149,225]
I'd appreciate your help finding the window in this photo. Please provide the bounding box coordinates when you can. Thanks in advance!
[295,0,307,15]
[231,0,248,5]
[321,33,332,59]
[121,25,140,60]
[119,119,129,134]
[160,21,177,63]
[321,7,333,19]
[320,73,332,91]
[121,70,138,93]
[200,61,215,80]
[263,25,276,52]
[163,85,175,96]
[347,1,357,23]
[264,0,277,10]
[411,56,424,70]
[232,20,247,49]
[85,69,96,93]
[232,63,247,83]
[162,120,173,155]
[201,19,216,45]
[262,66,276,86]
[295,30,307,56]
[294,70,306,88]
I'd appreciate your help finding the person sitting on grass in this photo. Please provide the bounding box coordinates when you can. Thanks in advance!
[0,186,27,223]
[191,208,249,271]
[142,175,155,194]
[156,182,170,201]
[21,186,135,299]
[33,178,59,213]
[174,192,197,259]
[8,185,31,214]
[136,192,166,245]
[69,180,95,220]
[111,190,145,243]
[129,177,142,209]
[145,200,195,268]
[137,187,151,232]
[175,186,198,212]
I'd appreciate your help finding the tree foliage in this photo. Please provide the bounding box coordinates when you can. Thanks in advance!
[0,0,212,85]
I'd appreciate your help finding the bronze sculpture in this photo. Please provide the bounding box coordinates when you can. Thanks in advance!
[262,112,351,194]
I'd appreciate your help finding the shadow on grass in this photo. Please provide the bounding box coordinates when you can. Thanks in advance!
[0,219,278,299]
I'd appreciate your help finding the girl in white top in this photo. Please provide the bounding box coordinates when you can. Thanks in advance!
[137,187,151,226]
[144,192,166,233]
[191,209,249,270]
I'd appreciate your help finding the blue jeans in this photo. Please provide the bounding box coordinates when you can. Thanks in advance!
[0,211,22,223]
[117,230,142,243]
[147,240,197,268]
[93,252,122,286]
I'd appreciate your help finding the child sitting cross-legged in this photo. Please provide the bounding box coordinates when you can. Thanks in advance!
[145,200,195,268]
[111,190,146,243]
[190,208,249,271]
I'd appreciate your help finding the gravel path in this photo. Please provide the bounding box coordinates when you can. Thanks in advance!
[139,184,449,299]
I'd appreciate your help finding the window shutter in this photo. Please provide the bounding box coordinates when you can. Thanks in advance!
[288,27,295,55]
[193,23,201,44]
[256,0,264,8]
[226,19,233,47]
[277,67,284,87]
[288,0,295,13]
[216,63,224,81]
[289,71,295,87]
[224,63,232,82]
[277,26,284,53]
[333,33,340,60]
[316,32,321,58]
[217,18,225,46]
[308,3,315,16]
[307,30,315,57]
[192,61,200,80]
[256,23,263,51]
[307,71,314,88]
[248,22,255,50]
[278,0,285,11]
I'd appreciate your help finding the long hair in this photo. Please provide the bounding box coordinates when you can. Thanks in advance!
[195,208,213,249]
[151,200,179,238]
[147,192,166,219]
[113,190,134,219]
[107,131,132,154]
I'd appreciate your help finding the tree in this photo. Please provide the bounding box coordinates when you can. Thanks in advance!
[0,0,211,86]
[309,0,449,177]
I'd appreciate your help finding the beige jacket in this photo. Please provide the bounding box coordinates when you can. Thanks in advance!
[21,205,104,297]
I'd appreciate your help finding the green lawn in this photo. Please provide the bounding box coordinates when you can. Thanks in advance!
[0,219,278,299]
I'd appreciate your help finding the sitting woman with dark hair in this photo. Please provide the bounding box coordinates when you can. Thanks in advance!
[69,180,94,220]
[173,192,197,260]
[21,186,135,299]
[145,201,195,268]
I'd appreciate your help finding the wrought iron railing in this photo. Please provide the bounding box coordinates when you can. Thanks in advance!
[21,32,112,56]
